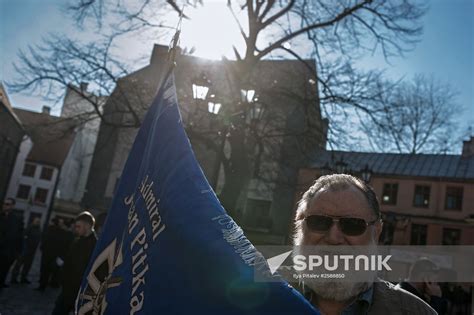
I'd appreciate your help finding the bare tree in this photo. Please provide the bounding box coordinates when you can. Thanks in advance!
[360,74,460,154]
[7,0,428,221]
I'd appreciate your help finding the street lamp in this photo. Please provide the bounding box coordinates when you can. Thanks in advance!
[335,157,348,174]
[248,101,264,121]
[360,164,373,183]
[192,73,210,100]
[208,101,222,115]
[240,89,255,103]
[320,162,332,176]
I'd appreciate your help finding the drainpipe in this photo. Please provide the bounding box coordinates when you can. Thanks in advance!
[42,167,62,232]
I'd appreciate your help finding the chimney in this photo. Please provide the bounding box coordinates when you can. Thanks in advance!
[42,105,51,115]
[80,82,88,93]
[150,44,181,66]
[462,136,474,158]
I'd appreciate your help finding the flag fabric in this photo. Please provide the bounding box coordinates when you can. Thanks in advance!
[76,62,319,315]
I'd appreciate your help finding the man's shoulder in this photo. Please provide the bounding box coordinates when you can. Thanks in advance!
[372,280,437,314]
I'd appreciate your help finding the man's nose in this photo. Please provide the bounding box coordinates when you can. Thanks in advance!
[324,221,346,245]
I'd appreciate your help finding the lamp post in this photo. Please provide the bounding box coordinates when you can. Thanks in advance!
[198,83,263,193]
[335,157,348,174]
[360,164,373,183]
[320,153,372,183]
[320,162,332,176]
[248,101,263,121]
[189,73,211,129]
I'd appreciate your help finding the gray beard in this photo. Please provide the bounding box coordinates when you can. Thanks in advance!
[294,234,378,302]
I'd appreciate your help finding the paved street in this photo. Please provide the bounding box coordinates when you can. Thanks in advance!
[0,251,59,315]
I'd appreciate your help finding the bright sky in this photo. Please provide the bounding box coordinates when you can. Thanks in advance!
[1,0,473,136]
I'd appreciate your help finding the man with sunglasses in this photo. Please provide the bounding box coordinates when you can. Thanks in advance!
[0,197,24,291]
[293,174,436,315]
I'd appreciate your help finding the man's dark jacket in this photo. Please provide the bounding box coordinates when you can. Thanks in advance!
[61,232,97,307]
[370,280,437,314]
[398,281,447,315]
[41,225,71,259]
[299,279,437,314]
[0,211,24,258]
[23,224,41,255]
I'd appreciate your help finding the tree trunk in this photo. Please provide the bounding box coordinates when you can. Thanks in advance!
[218,126,251,222]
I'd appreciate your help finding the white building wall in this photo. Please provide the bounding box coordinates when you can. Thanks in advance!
[6,136,58,227]
[57,119,99,203]
[56,86,103,203]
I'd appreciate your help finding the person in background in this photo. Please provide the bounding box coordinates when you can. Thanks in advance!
[52,211,97,315]
[0,197,24,291]
[11,216,42,284]
[37,217,72,291]
[397,258,448,315]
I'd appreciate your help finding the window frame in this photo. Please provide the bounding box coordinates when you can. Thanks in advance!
[413,185,430,208]
[410,223,428,245]
[442,228,461,245]
[22,163,36,177]
[34,187,49,205]
[16,184,31,200]
[40,167,54,181]
[445,186,463,211]
[382,183,398,205]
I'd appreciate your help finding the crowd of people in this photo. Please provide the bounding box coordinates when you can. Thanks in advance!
[1,173,472,314]
[0,197,97,315]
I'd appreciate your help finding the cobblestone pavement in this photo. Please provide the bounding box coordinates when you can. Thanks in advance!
[0,251,59,315]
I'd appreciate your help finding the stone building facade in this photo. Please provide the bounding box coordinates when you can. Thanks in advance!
[0,83,25,202]
[296,139,474,246]
[5,106,75,226]
[83,44,327,243]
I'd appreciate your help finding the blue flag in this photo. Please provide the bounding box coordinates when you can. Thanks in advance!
[76,64,319,315]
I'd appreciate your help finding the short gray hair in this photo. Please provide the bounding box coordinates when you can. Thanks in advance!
[295,174,380,220]
[293,174,380,244]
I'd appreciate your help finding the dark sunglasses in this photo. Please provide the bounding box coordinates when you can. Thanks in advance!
[304,215,380,236]
[3,202,13,206]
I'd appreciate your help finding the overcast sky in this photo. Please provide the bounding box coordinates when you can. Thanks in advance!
[1,0,473,141]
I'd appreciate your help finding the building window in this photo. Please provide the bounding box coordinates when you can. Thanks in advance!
[22,163,36,177]
[413,185,430,208]
[410,224,427,245]
[382,183,398,205]
[34,188,49,205]
[244,198,272,230]
[442,228,461,245]
[40,167,54,181]
[16,184,31,200]
[445,187,463,210]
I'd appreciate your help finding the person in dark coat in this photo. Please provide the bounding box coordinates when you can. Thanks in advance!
[52,211,97,315]
[0,197,24,290]
[397,258,448,315]
[37,217,73,291]
[11,216,42,284]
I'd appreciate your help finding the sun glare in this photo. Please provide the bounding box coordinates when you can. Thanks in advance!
[181,2,245,60]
